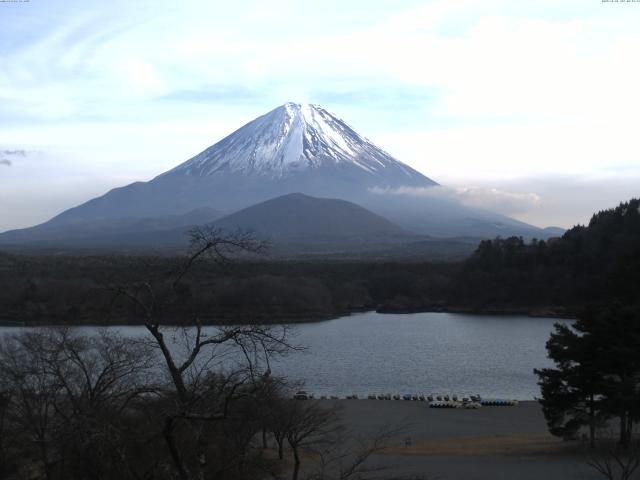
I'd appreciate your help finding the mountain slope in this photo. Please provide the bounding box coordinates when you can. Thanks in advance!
[0,102,554,245]
[43,103,436,225]
[213,193,406,239]
[0,207,223,247]
[164,103,432,182]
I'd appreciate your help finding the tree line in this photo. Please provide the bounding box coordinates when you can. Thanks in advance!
[457,198,640,312]
[3,199,639,326]
[0,253,457,326]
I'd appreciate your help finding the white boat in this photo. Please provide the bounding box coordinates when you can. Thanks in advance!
[293,390,311,400]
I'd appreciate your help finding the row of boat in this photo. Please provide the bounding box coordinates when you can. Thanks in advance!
[364,393,483,402]
[430,400,481,409]
[293,391,519,406]
[428,399,519,408]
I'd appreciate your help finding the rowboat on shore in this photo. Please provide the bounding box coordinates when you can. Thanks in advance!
[480,398,518,406]
[428,400,458,408]
[293,391,312,400]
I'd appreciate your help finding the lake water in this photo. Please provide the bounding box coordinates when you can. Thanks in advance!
[0,312,569,400]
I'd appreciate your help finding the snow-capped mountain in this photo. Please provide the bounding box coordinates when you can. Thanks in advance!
[163,103,432,184]
[31,102,439,225]
[0,103,555,247]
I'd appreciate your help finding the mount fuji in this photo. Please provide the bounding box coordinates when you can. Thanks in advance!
[166,103,432,185]
[0,103,555,251]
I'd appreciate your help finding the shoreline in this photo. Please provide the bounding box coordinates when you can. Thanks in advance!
[1,305,574,328]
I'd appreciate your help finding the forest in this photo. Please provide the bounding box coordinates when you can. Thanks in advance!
[0,198,638,326]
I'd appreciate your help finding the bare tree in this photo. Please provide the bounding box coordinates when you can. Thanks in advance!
[0,331,65,479]
[0,328,155,480]
[308,423,408,480]
[112,226,297,480]
[279,400,341,480]
[588,440,640,480]
[0,389,17,479]
[45,329,156,479]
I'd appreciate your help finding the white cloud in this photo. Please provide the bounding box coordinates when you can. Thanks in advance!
[445,174,640,228]
[371,185,542,216]
[375,118,640,183]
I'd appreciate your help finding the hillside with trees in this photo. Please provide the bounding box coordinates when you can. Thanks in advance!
[0,199,638,326]
[454,198,640,314]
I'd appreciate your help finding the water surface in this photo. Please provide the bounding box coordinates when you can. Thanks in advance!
[0,312,568,400]
[272,312,565,399]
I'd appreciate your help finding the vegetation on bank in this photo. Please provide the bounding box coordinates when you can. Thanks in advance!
[0,254,458,325]
[459,198,640,313]
[0,198,638,325]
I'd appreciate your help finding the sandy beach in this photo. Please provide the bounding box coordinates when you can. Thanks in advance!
[319,400,600,480]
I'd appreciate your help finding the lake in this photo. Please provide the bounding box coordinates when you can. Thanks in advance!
[0,312,568,400]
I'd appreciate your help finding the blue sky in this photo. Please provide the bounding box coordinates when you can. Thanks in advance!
[1,0,639,231]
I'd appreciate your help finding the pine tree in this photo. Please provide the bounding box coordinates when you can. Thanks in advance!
[535,319,603,447]
[536,305,640,447]
[587,306,640,447]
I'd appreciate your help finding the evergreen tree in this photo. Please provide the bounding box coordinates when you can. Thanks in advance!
[536,305,640,447]
[587,306,640,447]
[535,319,603,447]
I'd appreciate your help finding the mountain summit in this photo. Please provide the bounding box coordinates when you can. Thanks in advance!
[163,103,434,184]
[35,102,438,224]
[0,103,555,246]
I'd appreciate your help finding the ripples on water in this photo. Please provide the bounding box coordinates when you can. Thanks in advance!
[0,312,569,400]
[272,312,569,400]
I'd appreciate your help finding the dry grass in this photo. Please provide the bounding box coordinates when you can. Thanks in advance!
[382,434,578,457]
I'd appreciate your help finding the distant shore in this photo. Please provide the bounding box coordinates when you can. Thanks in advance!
[0,305,575,328]
[376,305,573,319]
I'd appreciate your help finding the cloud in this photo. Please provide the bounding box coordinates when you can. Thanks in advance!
[310,85,434,109]
[160,86,264,104]
[0,149,26,166]
[466,174,640,229]
[1,149,26,156]
[371,185,542,216]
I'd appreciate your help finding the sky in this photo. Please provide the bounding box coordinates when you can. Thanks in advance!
[1,0,639,231]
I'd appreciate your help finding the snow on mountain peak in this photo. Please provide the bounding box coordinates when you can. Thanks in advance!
[165,103,427,181]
